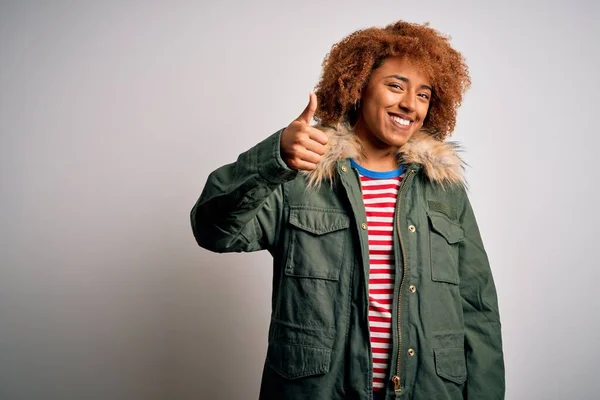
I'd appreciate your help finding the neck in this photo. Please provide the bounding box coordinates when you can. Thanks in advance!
[354,130,399,172]
[355,153,399,171]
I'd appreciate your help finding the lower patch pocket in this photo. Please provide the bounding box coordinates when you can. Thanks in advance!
[266,342,332,380]
[434,347,467,384]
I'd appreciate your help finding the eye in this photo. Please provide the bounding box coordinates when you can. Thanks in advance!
[388,83,404,90]
[418,93,431,100]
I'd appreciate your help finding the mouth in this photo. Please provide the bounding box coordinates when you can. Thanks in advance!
[388,113,414,129]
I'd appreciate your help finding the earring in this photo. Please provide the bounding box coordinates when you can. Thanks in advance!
[348,100,361,130]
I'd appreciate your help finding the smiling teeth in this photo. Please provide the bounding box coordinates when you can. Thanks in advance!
[390,115,411,126]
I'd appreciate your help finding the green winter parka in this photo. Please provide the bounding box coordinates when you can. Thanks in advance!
[190,124,505,400]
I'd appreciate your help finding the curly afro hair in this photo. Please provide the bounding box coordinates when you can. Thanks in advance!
[313,20,471,140]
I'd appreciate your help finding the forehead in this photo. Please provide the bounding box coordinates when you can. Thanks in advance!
[371,56,431,85]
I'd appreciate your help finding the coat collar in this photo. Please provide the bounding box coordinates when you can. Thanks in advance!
[304,122,466,189]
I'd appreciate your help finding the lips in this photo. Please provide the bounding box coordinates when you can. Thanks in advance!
[388,112,414,122]
[388,113,413,128]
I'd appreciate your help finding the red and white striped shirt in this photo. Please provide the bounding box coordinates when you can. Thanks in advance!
[351,159,404,390]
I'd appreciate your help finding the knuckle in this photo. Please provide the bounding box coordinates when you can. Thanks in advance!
[293,132,306,145]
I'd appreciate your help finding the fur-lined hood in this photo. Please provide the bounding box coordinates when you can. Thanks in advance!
[304,123,466,189]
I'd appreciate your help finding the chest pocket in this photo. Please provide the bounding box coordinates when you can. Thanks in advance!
[285,208,350,280]
[428,211,464,285]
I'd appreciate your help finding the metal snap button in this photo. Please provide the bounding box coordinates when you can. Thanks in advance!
[409,285,416,293]
[408,225,416,233]
[408,348,415,357]
[361,222,367,230]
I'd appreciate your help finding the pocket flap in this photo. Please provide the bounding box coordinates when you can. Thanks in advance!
[289,208,350,235]
[427,212,464,244]
[434,347,467,384]
[266,342,331,380]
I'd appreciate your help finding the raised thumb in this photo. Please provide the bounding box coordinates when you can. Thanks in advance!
[296,93,317,124]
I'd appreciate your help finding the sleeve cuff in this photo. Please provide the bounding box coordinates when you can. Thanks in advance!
[255,128,298,184]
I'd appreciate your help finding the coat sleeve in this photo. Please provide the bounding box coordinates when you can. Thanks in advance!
[190,129,297,253]
[457,192,505,399]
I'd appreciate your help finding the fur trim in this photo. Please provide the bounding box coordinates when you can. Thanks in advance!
[303,123,361,188]
[304,123,466,189]
[399,130,466,189]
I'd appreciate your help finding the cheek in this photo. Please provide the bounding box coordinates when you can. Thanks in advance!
[419,102,430,120]
[379,91,398,107]
[363,102,384,125]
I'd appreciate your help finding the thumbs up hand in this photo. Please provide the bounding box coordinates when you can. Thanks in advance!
[280,93,329,171]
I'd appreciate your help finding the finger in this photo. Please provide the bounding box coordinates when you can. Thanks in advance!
[293,160,318,171]
[296,93,318,125]
[303,138,327,156]
[307,126,328,146]
[298,148,323,165]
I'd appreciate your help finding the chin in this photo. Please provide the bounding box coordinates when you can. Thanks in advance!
[388,131,414,147]
[383,123,417,144]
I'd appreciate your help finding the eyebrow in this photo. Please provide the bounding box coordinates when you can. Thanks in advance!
[385,74,433,92]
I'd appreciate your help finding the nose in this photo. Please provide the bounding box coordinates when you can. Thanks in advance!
[399,91,416,113]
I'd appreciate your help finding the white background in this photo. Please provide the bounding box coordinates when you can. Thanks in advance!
[1,1,598,399]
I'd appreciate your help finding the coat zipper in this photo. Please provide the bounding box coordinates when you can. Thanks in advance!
[392,168,415,393]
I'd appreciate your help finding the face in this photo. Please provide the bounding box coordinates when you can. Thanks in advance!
[354,56,432,149]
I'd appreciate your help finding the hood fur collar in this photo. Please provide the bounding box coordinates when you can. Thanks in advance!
[305,123,466,189]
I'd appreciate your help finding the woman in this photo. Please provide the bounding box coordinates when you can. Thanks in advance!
[191,20,505,400]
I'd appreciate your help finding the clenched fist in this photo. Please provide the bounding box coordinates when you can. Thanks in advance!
[280,93,329,171]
